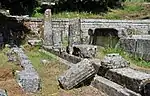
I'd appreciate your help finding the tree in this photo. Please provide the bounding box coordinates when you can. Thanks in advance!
[0,0,38,15]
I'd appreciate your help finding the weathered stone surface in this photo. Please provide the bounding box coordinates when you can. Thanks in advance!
[101,53,129,69]
[0,89,7,96]
[68,19,81,46]
[44,9,53,46]
[72,44,97,58]
[105,67,150,94]
[18,54,29,61]
[11,47,40,93]
[119,35,150,61]
[16,71,40,93]
[52,29,62,48]
[58,59,96,90]
[43,45,82,64]
[92,76,141,96]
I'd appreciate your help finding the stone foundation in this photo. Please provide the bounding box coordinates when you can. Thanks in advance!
[92,76,141,96]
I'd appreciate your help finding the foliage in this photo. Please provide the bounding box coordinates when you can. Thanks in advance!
[32,7,44,17]
[103,2,145,19]
[52,11,103,19]
[97,47,150,68]
[0,0,38,15]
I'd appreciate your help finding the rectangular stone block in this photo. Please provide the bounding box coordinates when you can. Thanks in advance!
[58,59,96,90]
[105,68,150,94]
[119,36,150,61]
[72,44,97,58]
[91,76,141,96]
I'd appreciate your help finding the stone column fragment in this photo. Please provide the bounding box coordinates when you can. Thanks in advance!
[58,59,96,90]
[44,9,53,46]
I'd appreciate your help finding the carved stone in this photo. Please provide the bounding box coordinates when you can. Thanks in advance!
[101,53,129,69]
[58,59,96,90]
[43,9,53,46]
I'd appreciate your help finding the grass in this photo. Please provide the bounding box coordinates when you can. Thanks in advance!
[22,45,103,96]
[96,47,150,68]
[52,11,104,19]
[32,2,150,20]
[103,2,145,19]
[0,48,20,70]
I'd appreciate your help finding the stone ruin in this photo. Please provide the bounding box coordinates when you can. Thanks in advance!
[8,47,40,93]
[41,9,150,96]
[120,35,150,61]
[58,54,150,96]
[2,8,150,95]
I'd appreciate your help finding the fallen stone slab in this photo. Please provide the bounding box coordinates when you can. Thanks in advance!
[16,71,40,93]
[105,67,150,95]
[58,59,96,90]
[0,89,7,96]
[72,44,97,58]
[101,53,129,69]
[92,76,141,96]
[10,47,41,93]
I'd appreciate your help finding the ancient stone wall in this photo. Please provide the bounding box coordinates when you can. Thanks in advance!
[7,16,150,45]
[81,19,150,40]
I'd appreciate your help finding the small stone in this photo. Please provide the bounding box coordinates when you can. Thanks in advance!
[41,59,49,64]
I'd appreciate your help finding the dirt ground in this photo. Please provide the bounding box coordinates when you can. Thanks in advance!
[0,68,27,96]
[0,48,107,96]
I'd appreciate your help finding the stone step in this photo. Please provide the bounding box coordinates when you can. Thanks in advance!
[91,75,141,96]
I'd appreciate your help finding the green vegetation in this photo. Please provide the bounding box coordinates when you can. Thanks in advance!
[97,47,150,68]
[32,7,44,17]
[52,2,149,19]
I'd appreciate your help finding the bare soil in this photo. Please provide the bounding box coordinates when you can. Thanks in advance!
[0,68,27,96]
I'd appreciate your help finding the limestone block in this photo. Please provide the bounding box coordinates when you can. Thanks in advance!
[101,53,129,69]
[44,9,53,46]
[119,38,137,53]
[16,71,40,93]
[119,36,150,61]
[58,59,96,90]
[52,29,62,48]
[105,67,150,94]
[0,89,7,96]
[72,44,97,58]
[92,76,141,96]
